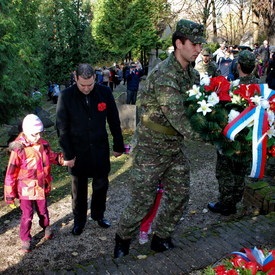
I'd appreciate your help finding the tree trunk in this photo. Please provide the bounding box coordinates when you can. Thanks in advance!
[211,0,217,41]
[252,9,260,43]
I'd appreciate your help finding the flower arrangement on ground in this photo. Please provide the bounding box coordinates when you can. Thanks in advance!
[184,76,275,178]
[202,247,275,275]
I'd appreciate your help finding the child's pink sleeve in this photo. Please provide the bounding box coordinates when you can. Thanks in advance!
[4,151,20,203]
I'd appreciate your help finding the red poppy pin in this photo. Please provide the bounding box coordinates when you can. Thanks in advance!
[98,102,106,111]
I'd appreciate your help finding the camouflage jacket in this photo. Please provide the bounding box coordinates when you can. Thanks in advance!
[135,52,197,154]
[195,60,220,78]
[239,75,262,84]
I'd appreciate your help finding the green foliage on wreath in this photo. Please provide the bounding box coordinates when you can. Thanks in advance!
[184,97,252,163]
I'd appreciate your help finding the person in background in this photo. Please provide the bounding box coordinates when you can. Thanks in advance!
[52,83,60,104]
[266,52,275,90]
[122,62,129,85]
[114,64,123,89]
[126,62,143,105]
[253,43,260,57]
[109,67,115,92]
[4,114,64,252]
[195,47,220,79]
[217,50,233,79]
[47,81,54,101]
[213,41,227,63]
[114,18,206,259]
[56,64,124,236]
[258,40,270,75]
[102,66,110,87]
[208,50,261,216]
[95,67,103,84]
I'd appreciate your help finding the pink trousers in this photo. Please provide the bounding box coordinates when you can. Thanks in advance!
[19,199,49,241]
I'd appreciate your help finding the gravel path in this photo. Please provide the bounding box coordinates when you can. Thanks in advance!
[0,89,233,274]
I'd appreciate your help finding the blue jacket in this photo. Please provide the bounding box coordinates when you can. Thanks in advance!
[126,69,143,91]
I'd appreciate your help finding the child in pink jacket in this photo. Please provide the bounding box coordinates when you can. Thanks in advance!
[4,114,64,252]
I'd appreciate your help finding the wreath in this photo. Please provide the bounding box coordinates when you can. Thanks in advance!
[184,76,275,179]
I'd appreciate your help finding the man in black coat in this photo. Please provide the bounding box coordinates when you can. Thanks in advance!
[56,64,124,235]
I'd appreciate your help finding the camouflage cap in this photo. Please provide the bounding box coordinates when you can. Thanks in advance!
[238,50,255,67]
[201,47,211,56]
[176,19,206,44]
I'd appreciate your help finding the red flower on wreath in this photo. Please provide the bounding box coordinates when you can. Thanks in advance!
[98,102,106,111]
[268,145,275,157]
[268,268,275,275]
[204,76,231,101]
[231,255,248,268]
[244,262,259,275]
[213,265,227,274]
[227,270,238,275]
[234,84,261,104]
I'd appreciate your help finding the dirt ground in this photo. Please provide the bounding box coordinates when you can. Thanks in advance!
[0,84,241,274]
[0,137,239,275]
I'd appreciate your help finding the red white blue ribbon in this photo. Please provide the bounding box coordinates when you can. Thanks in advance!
[223,84,275,178]
[231,247,275,272]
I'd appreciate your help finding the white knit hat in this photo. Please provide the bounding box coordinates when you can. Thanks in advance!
[22,114,44,135]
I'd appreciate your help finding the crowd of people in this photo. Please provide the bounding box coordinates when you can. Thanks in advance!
[194,40,275,90]
[46,62,143,105]
[94,61,144,104]
[3,17,275,263]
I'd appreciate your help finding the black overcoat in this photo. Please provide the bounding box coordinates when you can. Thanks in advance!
[56,83,124,178]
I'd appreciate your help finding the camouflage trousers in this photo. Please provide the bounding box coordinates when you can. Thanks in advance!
[117,146,190,240]
[216,152,250,207]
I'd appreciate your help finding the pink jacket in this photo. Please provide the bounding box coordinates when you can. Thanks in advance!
[4,133,63,203]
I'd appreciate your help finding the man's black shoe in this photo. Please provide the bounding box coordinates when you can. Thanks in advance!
[114,234,131,258]
[208,202,236,216]
[97,218,111,228]
[150,234,175,252]
[71,225,83,235]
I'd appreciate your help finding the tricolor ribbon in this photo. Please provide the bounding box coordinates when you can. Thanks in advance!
[231,247,275,272]
[223,84,275,178]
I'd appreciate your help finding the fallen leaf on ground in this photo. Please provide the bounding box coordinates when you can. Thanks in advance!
[99,236,107,241]
[137,255,147,260]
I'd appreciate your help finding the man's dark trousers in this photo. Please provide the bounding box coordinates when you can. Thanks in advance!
[71,175,109,227]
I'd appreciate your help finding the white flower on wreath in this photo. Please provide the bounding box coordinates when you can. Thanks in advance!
[260,98,270,109]
[187,85,202,99]
[197,100,213,116]
[200,75,211,86]
[267,110,275,126]
[231,94,242,105]
[231,79,240,88]
[267,126,275,138]
[250,95,263,106]
[228,109,240,123]
[207,92,219,106]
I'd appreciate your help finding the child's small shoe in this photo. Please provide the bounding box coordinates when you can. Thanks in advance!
[44,226,54,239]
[21,240,32,253]
[139,231,149,245]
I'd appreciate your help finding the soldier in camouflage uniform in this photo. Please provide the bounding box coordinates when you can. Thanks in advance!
[208,50,262,216]
[114,19,206,258]
[195,47,220,79]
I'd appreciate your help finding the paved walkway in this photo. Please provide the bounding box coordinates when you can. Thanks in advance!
[47,213,275,275]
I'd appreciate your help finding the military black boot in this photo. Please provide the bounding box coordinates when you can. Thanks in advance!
[114,234,131,258]
[208,202,236,216]
[150,234,175,252]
